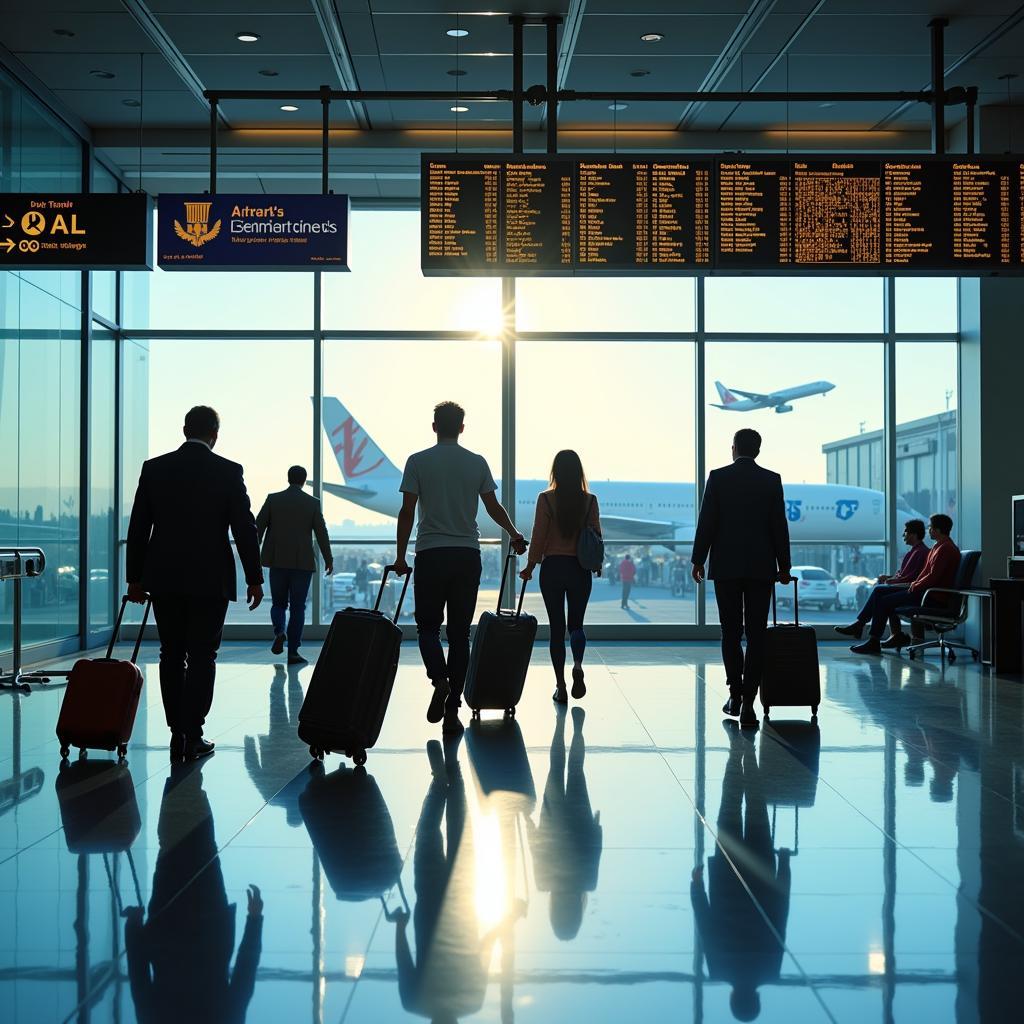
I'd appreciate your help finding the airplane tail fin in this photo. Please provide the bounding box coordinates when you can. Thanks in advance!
[321,397,402,486]
[714,380,739,406]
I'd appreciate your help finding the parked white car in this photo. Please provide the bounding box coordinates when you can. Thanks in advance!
[776,566,840,611]
[328,572,358,609]
[838,574,877,611]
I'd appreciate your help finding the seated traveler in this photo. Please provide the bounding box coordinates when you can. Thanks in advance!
[834,518,929,649]
[849,514,960,656]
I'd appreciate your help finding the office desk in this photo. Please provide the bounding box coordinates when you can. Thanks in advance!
[990,578,1024,674]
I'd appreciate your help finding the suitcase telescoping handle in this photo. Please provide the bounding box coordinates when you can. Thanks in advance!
[497,547,528,617]
[106,595,152,664]
[771,577,800,628]
[376,565,412,624]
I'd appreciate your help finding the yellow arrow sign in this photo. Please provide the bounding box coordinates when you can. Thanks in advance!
[0,238,14,254]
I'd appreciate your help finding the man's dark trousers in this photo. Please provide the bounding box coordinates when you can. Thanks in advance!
[151,594,230,739]
[713,579,774,699]
[269,568,314,655]
[856,583,914,637]
[413,547,482,712]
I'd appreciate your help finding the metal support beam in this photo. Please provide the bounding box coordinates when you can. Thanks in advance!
[545,17,560,154]
[309,0,370,130]
[320,85,331,194]
[966,85,978,155]
[208,97,217,194]
[510,16,524,153]
[930,18,948,155]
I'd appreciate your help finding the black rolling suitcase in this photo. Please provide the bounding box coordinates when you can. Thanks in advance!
[761,580,821,719]
[298,567,411,766]
[300,764,407,910]
[464,551,537,718]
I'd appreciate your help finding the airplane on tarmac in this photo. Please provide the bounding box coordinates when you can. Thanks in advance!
[712,379,835,413]
[318,397,920,547]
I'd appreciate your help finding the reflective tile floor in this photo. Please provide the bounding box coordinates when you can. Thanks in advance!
[2,642,1023,1023]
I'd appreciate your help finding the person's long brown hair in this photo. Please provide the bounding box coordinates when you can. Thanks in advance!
[549,449,589,537]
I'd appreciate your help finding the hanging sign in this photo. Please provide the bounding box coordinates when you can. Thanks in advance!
[157,194,350,270]
[0,193,153,270]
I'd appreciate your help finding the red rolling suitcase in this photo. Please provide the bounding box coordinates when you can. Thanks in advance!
[464,551,537,719]
[761,580,821,720]
[298,567,411,767]
[56,596,151,761]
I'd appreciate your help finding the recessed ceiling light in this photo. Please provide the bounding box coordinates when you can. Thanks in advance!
[89,70,115,80]
[122,99,141,107]
[608,102,628,111]
[447,68,467,77]
[819,101,835,109]
[258,69,279,78]
[630,69,651,78]
[280,104,299,112]
[447,28,469,38]
[451,105,469,113]
[53,28,75,38]
[236,31,261,43]
[640,32,664,42]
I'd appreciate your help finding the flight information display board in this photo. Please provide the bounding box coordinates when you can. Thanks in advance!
[421,153,1024,275]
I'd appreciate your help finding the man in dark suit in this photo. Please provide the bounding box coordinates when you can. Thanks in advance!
[691,429,792,726]
[126,406,263,761]
[255,465,333,665]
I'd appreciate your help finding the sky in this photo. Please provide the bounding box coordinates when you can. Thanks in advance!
[129,211,959,531]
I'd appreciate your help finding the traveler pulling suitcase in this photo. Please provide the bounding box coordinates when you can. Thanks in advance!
[761,580,821,719]
[56,595,151,761]
[464,550,538,719]
[298,566,411,766]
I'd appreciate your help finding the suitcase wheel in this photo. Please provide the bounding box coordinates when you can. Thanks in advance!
[504,707,516,719]
[59,742,70,760]
[117,744,128,761]
[352,749,367,767]
[471,709,481,720]
[811,705,819,718]
[762,705,770,718]
[308,745,325,762]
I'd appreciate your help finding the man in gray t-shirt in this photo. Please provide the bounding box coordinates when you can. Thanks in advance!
[394,401,526,734]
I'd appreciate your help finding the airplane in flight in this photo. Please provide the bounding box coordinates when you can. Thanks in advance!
[318,397,920,546]
[712,379,835,413]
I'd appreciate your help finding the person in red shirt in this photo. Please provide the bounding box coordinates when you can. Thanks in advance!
[850,514,960,655]
[619,554,637,609]
[835,519,929,649]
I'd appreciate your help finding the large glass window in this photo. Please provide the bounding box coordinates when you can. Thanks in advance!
[517,340,697,625]
[319,338,501,623]
[88,329,116,634]
[119,338,313,624]
[703,340,884,624]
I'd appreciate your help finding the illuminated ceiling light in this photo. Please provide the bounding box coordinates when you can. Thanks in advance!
[819,101,835,108]
[608,101,628,111]
[447,68,467,76]
[640,32,664,42]
[447,28,469,38]
[236,31,261,43]
[630,69,650,78]
[53,28,75,38]
[258,69,279,77]
[280,104,299,112]
[89,70,115,79]
[451,105,469,113]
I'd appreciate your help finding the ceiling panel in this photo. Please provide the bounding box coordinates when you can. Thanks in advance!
[574,13,744,55]
[55,87,206,128]
[0,11,158,54]
[157,13,330,56]
[372,13,559,55]
[17,51,186,93]
[188,53,341,90]
[788,15,1007,56]
[564,54,716,93]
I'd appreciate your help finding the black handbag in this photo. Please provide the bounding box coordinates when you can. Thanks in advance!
[576,494,604,571]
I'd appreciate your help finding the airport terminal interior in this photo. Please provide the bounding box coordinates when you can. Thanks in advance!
[2,1,1024,1021]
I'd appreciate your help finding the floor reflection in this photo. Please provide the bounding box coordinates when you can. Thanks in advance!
[693,722,795,1022]
[125,762,263,1023]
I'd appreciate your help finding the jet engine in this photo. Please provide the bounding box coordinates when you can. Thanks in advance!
[774,403,794,414]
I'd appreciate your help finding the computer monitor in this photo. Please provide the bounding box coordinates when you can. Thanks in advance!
[1013,495,1024,560]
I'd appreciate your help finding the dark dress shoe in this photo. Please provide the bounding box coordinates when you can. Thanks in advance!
[271,633,285,655]
[851,638,882,655]
[722,693,742,717]
[169,733,186,763]
[834,622,865,639]
[184,737,215,760]
[880,632,911,651]
[287,652,308,665]
[427,680,450,724]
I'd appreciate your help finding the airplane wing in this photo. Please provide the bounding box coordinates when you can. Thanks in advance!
[599,515,679,540]
[313,481,379,502]
[728,388,772,401]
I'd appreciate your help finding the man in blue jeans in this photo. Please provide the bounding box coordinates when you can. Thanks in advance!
[393,401,526,735]
[256,466,333,665]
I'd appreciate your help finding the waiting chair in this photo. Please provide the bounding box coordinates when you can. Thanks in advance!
[898,549,983,664]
